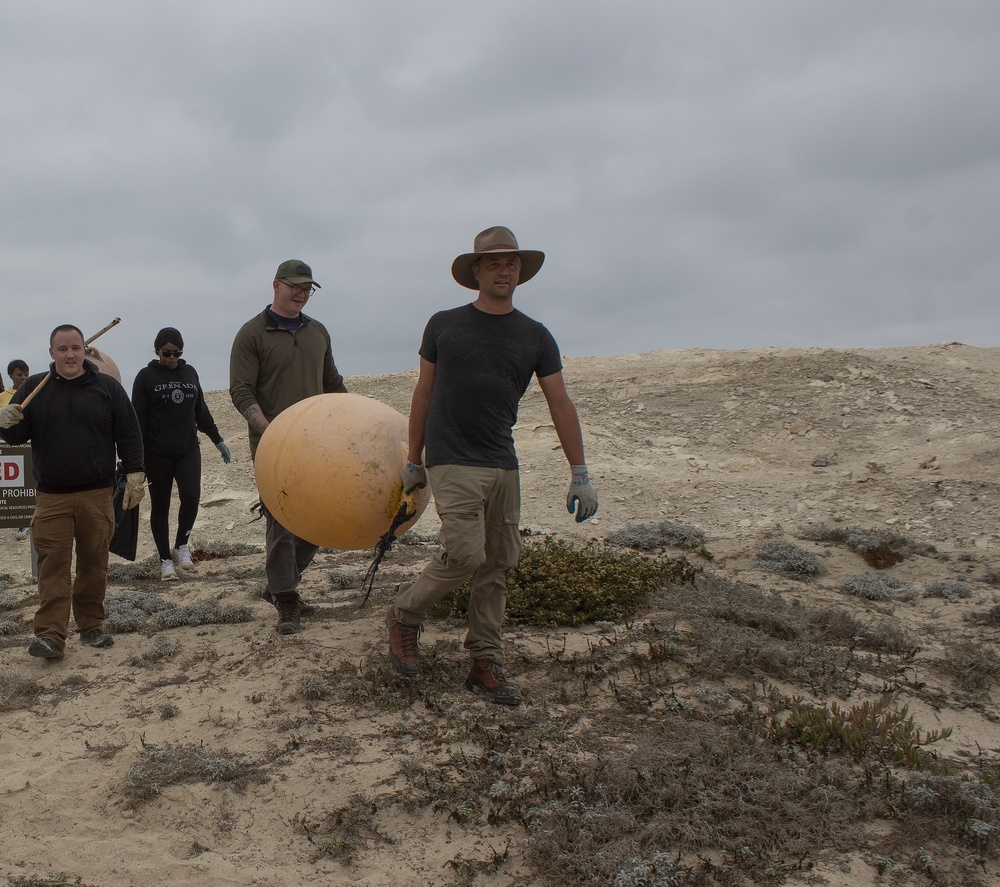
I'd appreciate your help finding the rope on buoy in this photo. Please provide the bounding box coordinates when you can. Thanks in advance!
[359,500,416,607]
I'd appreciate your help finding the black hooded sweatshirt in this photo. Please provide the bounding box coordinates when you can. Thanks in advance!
[1,360,144,494]
[130,359,223,458]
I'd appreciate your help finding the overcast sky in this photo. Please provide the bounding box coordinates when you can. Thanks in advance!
[2,1,998,395]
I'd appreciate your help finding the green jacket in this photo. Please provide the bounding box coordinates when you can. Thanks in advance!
[229,308,347,456]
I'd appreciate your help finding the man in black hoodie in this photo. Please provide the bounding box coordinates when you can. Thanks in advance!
[0,324,145,660]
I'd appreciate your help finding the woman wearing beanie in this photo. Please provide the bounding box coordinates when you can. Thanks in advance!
[131,328,231,580]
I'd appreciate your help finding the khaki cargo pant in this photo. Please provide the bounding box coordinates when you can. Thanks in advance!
[394,465,521,664]
[31,489,115,648]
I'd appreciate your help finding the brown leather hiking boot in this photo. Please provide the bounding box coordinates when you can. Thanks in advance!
[386,605,420,676]
[465,659,522,706]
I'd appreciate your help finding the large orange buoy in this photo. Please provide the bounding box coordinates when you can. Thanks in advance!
[85,346,121,382]
[253,393,431,550]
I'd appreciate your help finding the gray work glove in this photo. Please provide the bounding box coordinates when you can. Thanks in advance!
[123,472,146,510]
[401,460,427,494]
[566,464,598,523]
[216,441,232,464]
[0,404,24,428]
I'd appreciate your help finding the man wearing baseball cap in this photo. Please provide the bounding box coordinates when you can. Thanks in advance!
[386,226,599,705]
[230,259,348,635]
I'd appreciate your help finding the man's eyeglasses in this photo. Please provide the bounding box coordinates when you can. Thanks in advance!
[159,349,182,358]
[281,281,317,296]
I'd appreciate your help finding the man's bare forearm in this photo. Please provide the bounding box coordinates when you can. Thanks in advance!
[243,404,269,437]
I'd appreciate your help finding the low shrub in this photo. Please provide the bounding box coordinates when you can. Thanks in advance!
[0,668,42,713]
[924,580,973,601]
[429,538,699,628]
[121,743,265,807]
[769,694,952,768]
[800,525,935,568]
[151,600,254,629]
[606,520,707,552]
[0,618,25,637]
[107,561,155,582]
[195,540,264,559]
[840,572,910,602]
[753,541,821,578]
[327,569,357,590]
[295,792,392,864]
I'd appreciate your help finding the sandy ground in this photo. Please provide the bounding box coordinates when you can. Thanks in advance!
[2,343,999,886]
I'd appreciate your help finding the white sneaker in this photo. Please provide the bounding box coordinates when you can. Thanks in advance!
[161,559,178,581]
[172,545,196,572]
[15,528,29,542]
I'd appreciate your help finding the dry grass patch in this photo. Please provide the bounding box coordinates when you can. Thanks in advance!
[606,519,708,552]
[0,667,43,712]
[799,524,936,568]
[294,792,393,864]
[121,743,267,808]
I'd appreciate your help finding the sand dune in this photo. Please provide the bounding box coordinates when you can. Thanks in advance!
[2,344,999,886]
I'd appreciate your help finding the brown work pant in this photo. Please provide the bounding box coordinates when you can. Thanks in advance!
[394,466,521,664]
[31,489,115,648]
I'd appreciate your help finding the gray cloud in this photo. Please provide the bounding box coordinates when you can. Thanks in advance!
[2,0,998,395]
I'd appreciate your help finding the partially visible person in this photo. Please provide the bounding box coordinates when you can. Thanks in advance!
[0,325,144,659]
[386,226,599,706]
[8,359,30,393]
[4,361,31,539]
[0,359,24,406]
[230,259,348,635]
[132,327,231,582]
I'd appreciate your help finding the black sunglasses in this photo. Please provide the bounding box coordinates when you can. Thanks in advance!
[160,349,182,358]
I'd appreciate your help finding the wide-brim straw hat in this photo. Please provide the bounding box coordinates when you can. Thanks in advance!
[451,226,545,290]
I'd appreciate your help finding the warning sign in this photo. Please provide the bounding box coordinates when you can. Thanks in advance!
[0,444,36,527]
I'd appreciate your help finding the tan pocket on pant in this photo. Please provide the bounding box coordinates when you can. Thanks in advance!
[495,511,522,569]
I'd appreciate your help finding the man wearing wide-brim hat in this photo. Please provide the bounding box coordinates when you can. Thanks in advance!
[386,225,599,705]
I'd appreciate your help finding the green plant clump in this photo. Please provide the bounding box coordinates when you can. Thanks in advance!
[770,694,952,768]
[430,538,698,628]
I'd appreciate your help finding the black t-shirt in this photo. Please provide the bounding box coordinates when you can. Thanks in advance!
[420,303,562,469]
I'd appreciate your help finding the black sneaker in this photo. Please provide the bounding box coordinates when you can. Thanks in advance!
[80,627,114,648]
[275,596,302,635]
[27,637,64,660]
